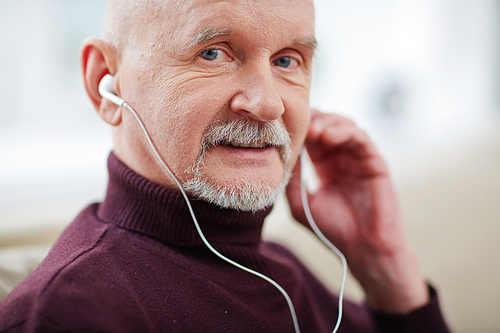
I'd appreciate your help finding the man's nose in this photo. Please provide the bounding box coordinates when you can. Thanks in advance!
[229,66,285,121]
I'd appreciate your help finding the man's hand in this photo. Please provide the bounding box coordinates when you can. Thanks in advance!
[286,110,429,314]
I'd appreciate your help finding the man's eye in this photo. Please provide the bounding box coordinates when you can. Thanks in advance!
[274,56,297,68]
[201,49,221,61]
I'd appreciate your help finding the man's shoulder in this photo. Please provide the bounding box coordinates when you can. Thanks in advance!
[0,204,120,331]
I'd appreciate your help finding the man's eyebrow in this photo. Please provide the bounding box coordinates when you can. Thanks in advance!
[295,37,318,52]
[190,27,232,46]
[180,27,232,55]
[183,27,318,55]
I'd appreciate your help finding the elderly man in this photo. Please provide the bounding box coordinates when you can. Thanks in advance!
[0,0,451,332]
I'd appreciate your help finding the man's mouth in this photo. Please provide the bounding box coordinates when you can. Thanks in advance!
[219,140,273,149]
[199,118,291,164]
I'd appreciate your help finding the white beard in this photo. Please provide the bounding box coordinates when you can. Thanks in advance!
[182,119,292,212]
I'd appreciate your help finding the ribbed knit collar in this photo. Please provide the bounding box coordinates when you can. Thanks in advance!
[97,152,272,247]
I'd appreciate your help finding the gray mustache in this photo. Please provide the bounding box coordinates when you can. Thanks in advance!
[201,119,291,162]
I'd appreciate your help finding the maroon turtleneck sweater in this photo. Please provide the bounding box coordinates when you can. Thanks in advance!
[0,153,451,332]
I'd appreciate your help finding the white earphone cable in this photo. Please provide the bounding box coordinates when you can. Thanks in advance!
[299,149,347,333]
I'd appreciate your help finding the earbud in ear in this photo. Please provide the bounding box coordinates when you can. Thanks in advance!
[99,74,125,107]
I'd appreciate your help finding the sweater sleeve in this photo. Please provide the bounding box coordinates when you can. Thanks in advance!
[371,285,452,333]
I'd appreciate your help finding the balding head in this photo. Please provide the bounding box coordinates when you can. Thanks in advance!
[103,0,160,50]
[103,0,315,54]
[103,0,204,56]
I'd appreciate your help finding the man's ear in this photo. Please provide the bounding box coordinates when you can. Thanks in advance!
[80,37,121,126]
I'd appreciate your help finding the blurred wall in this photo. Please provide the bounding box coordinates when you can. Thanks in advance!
[0,0,111,241]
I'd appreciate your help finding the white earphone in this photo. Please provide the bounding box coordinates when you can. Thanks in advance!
[97,74,346,333]
[98,74,126,107]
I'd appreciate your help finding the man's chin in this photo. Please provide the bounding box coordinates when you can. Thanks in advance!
[182,174,291,212]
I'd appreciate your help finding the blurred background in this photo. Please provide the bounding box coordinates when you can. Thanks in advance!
[1,0,499,332]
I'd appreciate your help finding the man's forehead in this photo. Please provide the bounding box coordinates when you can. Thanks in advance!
[167,0,316,50]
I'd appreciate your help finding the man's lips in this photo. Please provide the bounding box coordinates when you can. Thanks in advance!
[204,136,288,163]
[218,140,273,149]
[212,143,279,165]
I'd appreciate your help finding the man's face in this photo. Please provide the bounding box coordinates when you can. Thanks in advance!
[115,0,315,211]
